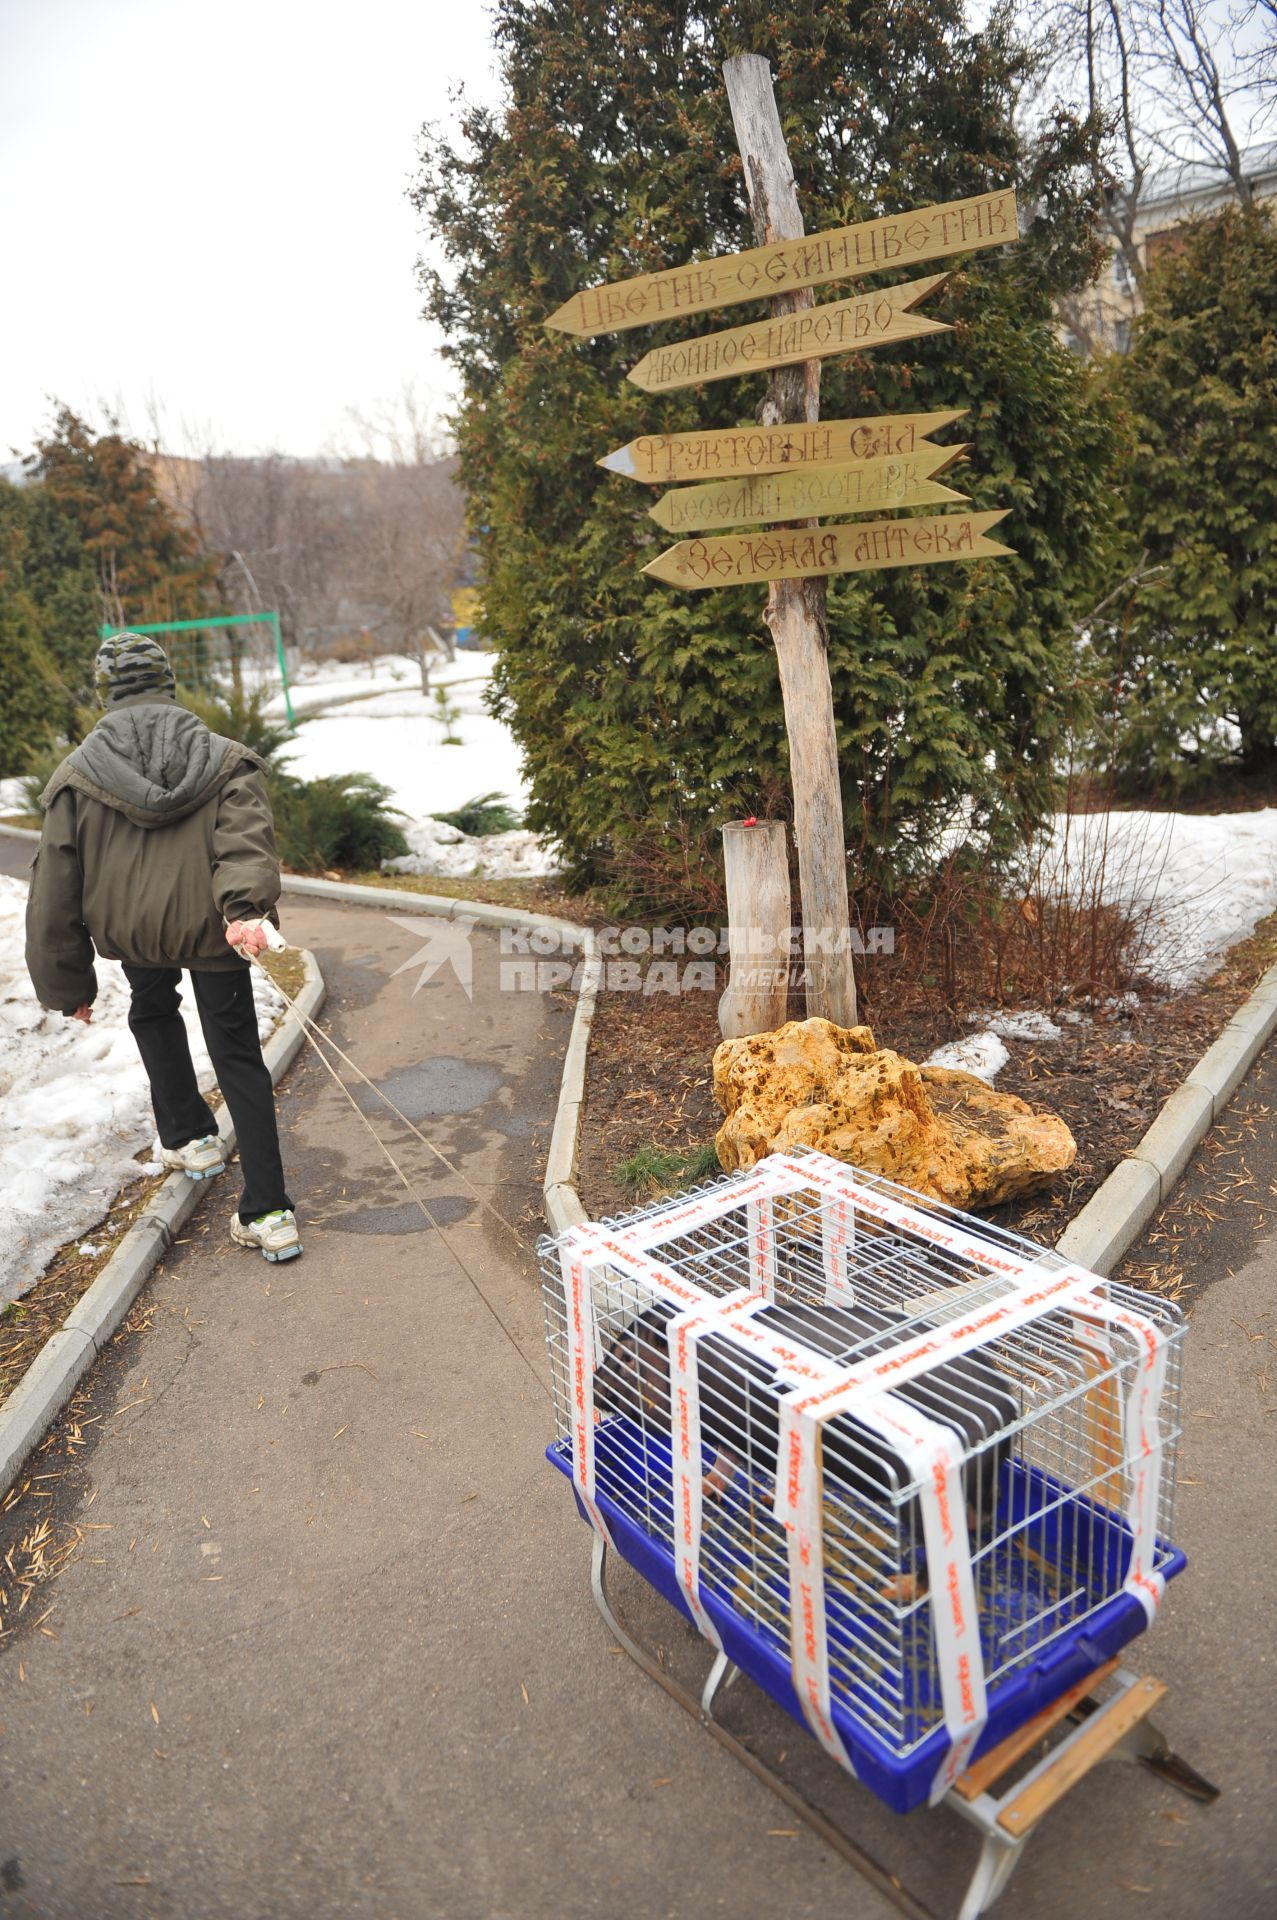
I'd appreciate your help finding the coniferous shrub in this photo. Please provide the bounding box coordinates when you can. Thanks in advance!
[176,684,295,764]
[270,773,408,872]
[0,488,66,778]
[432,790,523,834]
[0,618,64,780]
[1,408,224,760]
[1094,205,1277,791]
[412,0,1115,908]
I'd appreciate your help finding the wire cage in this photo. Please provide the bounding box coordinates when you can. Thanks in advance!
[541,1148,1186,1813]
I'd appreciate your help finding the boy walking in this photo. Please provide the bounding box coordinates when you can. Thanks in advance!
[24,633,301,1263]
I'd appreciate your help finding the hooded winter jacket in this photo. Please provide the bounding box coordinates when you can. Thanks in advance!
[24,694,281,1014]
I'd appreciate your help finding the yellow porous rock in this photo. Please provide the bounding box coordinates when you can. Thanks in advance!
[712,1017,1075,1210]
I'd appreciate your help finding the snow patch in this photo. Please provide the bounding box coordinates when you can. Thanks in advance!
[266,654,562,876]
[1038,809,1277,988]
[924,1032,1010,1082]
[277,668,532,822]
[383,816,560,882]
[970,1009,1065,1042]
[264,649,491,717]
[944,806,1277,989]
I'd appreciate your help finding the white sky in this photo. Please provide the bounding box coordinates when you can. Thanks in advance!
[0,0,501,459]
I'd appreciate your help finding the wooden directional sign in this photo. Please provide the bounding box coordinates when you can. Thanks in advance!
[601,408,966,484]
[648,445,968,533]
[627,272,949,393]
[642,509,1012,589]
[547,188,1018,337]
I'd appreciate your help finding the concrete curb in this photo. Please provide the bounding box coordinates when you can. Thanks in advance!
[278,873,601,1239]
[1056,955,1277,1275]
[0,947,326,1496]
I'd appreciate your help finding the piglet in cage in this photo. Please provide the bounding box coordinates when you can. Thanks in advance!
[593,1294,1018,1599]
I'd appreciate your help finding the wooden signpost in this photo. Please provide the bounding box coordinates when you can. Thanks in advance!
[545,186,1017,337]
[545,53,1021,1032]
[626,271,949,392]
[647,444,967,534]
[643,508,1011,588]
[600,408,967,484]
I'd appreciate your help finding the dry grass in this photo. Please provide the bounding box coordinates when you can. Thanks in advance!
[257,944,308,1001]
[341,866,593,922]
[0,1171,169,1402]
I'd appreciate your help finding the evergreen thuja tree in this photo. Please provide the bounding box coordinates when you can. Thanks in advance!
[11,482,99,702]
[413,0,1113,904]
[0,486,67,777]
[1098,206,1277,791]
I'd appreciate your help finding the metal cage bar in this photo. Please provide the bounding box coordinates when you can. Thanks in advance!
[542,1151,1184,1764]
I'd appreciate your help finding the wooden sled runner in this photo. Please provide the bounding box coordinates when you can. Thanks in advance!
[590,1533,1218,1920]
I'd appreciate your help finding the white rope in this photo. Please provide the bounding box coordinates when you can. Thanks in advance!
[245,947,549,1395]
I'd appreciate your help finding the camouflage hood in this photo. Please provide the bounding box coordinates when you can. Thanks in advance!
[42,697,250,828]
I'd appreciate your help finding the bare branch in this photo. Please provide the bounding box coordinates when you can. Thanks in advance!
[1009,0,1269,282]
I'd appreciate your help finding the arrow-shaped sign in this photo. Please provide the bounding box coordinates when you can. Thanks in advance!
[546,188,1018,337]
[642,509,1013,589]
[648,446,968,533]
[600,409,967,485]
[627,272,951,394]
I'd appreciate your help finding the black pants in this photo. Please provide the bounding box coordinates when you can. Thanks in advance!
[123,964,292,1224]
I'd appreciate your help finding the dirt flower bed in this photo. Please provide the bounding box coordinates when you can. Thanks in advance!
[576,910,1277,1263]
[274,859,1277,1296]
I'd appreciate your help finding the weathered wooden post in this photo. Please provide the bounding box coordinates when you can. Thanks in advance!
[718,818,791,1038]
[722,53,858,1029]
[550,78,1020,1042]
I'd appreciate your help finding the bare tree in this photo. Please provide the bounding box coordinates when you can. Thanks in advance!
[344,454,466,691]
[1022,0,1271,289]
[195,452,345,654]
[190,387,468,692]
[339,380,450,467]
[337,387,467,690]
[1146,0,1260,197]
[1233,0,1277,112]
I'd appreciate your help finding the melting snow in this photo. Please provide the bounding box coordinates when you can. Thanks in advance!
[924,1032,1011,1082]
[1035,809,1277,990]
[267,653,562,878]
[384,816,560,882]
[975,1009,1066,1043]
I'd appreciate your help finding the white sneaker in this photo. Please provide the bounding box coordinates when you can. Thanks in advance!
[230,1208,302,1263]
[159,1134,226,1181]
